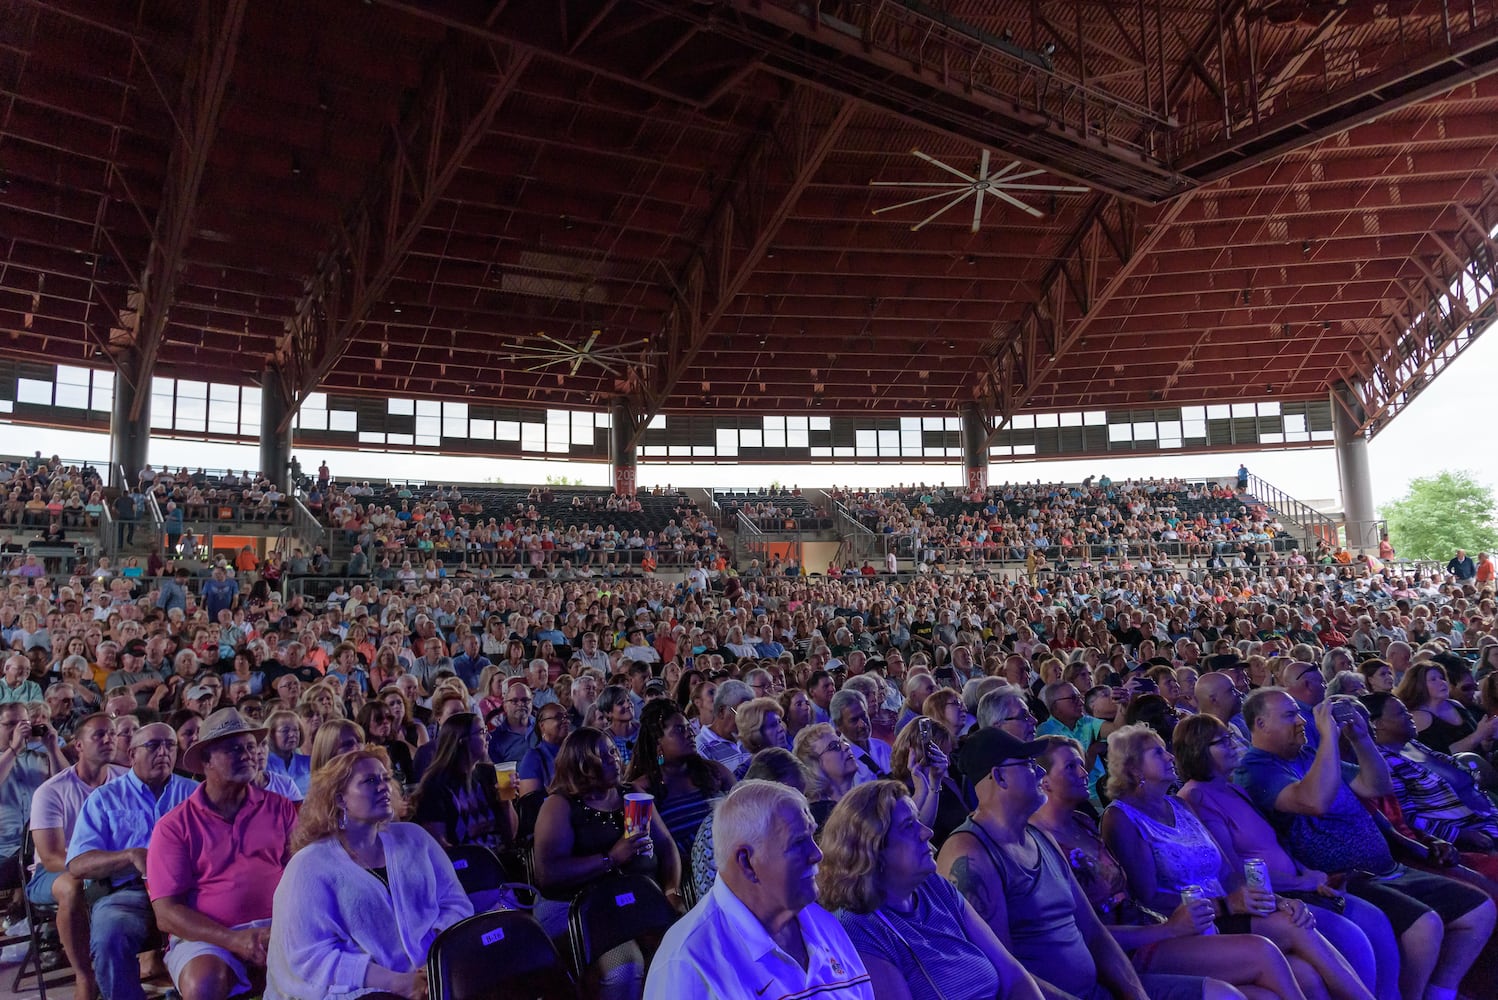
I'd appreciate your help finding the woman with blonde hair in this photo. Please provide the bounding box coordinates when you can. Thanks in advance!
[1101,724,1372,1000]
[265,747,471,1000]
[816,781,1043,1000]
[309,718,366,772]
[265,708,312,796]
[888,716,965,848]
[792,722,859,831]
[734,696,789,763]
[476,663,507,721]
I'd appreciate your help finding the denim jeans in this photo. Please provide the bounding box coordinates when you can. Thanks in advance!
[1317,893,1400,1000]
[90,886,152,1000]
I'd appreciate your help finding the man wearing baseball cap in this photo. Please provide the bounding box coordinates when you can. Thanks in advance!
[147,708,298,999]
[939,728,1171,1000]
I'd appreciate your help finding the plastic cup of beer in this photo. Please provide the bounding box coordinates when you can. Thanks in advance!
[495,761,518,801]
[624,792,654,842]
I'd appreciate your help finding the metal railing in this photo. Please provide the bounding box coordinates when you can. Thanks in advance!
[1246,473,1339,549]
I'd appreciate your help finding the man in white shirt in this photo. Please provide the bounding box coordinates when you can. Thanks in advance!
[645,781,873,1000]
[830,690,893,783]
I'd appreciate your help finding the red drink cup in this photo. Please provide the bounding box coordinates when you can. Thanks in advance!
[624,792,654,839]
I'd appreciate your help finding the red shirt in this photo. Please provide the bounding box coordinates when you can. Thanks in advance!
[147,784,297,929]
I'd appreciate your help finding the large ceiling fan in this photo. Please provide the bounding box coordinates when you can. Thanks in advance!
[871,149,1089,232]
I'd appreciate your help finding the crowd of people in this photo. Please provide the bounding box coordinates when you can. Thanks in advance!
[830,476,1300,570]
[3,465,1498,1000]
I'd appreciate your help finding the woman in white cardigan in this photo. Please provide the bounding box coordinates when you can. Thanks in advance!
[266,747,473,1000]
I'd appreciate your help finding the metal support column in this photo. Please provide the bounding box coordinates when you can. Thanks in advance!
[610,398,638,496]
[109,366,150,487]
[961,404,990,492]
[1332,382,1379,552]
[260,369,293,489]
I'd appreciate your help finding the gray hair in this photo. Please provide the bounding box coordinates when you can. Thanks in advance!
[903,671,934,696]
[713,779,811,875]
[843,675,882,708]
[963,676,1005,714]
[713,679,754,714]
[977,685,1028,730]
[743,667,772,690]
[1327,670,1367,698]
[1040,681,1075,713]
[828,689,867,724]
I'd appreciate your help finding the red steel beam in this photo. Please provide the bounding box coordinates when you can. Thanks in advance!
[275,42,534,434]
[623,87,855,450]
[125,0,249,415]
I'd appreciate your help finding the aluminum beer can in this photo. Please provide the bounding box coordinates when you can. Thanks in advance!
[1180,884,1218,935]
[1243,858,1272,895]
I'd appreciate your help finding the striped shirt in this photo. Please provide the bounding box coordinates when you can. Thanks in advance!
[836,874,998,1000]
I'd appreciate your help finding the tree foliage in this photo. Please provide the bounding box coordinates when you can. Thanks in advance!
[544,474,582,486]
[1380,470,1498,561]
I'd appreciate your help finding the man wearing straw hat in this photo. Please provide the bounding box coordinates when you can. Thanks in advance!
[147,708,298,1000]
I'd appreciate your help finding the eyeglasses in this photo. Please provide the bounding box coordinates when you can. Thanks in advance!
[999,759,1046,777]
[818,738,850,756]
[505,697,533,706]
[134,739,175,754]
[1000,712,1036,723]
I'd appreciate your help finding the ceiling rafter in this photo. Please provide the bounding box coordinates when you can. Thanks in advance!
[622,85,855,450]
[274,38,534,433]
[122,0,248,414]
[1343,184,1498,436]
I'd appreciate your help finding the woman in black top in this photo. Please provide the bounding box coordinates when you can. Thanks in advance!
[411,712,515,853]
[532,727,679,1000]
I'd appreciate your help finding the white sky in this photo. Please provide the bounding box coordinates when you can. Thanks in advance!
[7,330,1494,513]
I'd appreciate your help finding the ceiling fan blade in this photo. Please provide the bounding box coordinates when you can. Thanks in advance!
[977,148,990,180]
[872,187,980,216]
[991,189,1044,218]
[911,188,976,232]
[989,159,1022,180]
[999,183,1093,193]
[997,168,1047,184]
[869,180,975,188]
[971,187,986,233]
[911,148,976,183]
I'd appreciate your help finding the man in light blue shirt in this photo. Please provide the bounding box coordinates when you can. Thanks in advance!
[66,722,197,1000]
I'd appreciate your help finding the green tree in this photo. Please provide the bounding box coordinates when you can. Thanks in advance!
[1380,470,1498,561]
[544,474,582,487]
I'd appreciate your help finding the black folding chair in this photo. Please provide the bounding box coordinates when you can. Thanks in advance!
[427,909,576,1000]
[446,843,536,912]
[12,826,71,1000]
[565,874,678,983]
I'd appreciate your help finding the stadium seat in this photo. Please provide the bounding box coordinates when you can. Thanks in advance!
[565,874,678,982]
[427,909,576,1000]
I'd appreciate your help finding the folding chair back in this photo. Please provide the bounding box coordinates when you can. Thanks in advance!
[427,909,575,1000]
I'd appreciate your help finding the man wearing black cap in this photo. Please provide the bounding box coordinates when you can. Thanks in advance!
[104,639,167,709]
[937,728,1166,1000]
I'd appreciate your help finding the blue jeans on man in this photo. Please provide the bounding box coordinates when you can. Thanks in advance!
[89,884,153,1000]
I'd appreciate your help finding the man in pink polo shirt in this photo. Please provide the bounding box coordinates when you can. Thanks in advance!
[147,708,297,1000]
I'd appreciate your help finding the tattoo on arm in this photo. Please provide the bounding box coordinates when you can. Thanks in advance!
[948,855,996,922]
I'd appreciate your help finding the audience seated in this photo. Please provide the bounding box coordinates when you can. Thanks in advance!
[265,747,470,1000]
[4,466,1498,1000]
[646,779,875,999]
[66,721,196,1000]
[816,779,1043,1000]
[147,708,298,1000]
[533,726,681,999]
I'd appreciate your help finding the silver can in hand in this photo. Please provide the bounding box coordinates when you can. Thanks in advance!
[1180,884,1218,935]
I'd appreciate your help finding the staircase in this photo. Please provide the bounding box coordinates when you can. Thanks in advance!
[1244,473,1339,551]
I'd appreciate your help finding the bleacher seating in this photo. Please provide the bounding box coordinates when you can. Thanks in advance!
[714,491,833,531]
[833,478,1301,567]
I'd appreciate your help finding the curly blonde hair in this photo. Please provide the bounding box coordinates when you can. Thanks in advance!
[293,746,392,853]
[1104,723,1163,800]
[815,780,909,913]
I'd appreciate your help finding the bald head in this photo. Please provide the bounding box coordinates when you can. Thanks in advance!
[1195,672,1241,724]
[129,721,175,751]
[129,721,179,784]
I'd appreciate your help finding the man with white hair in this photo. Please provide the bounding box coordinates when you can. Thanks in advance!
[645,780,874,999]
